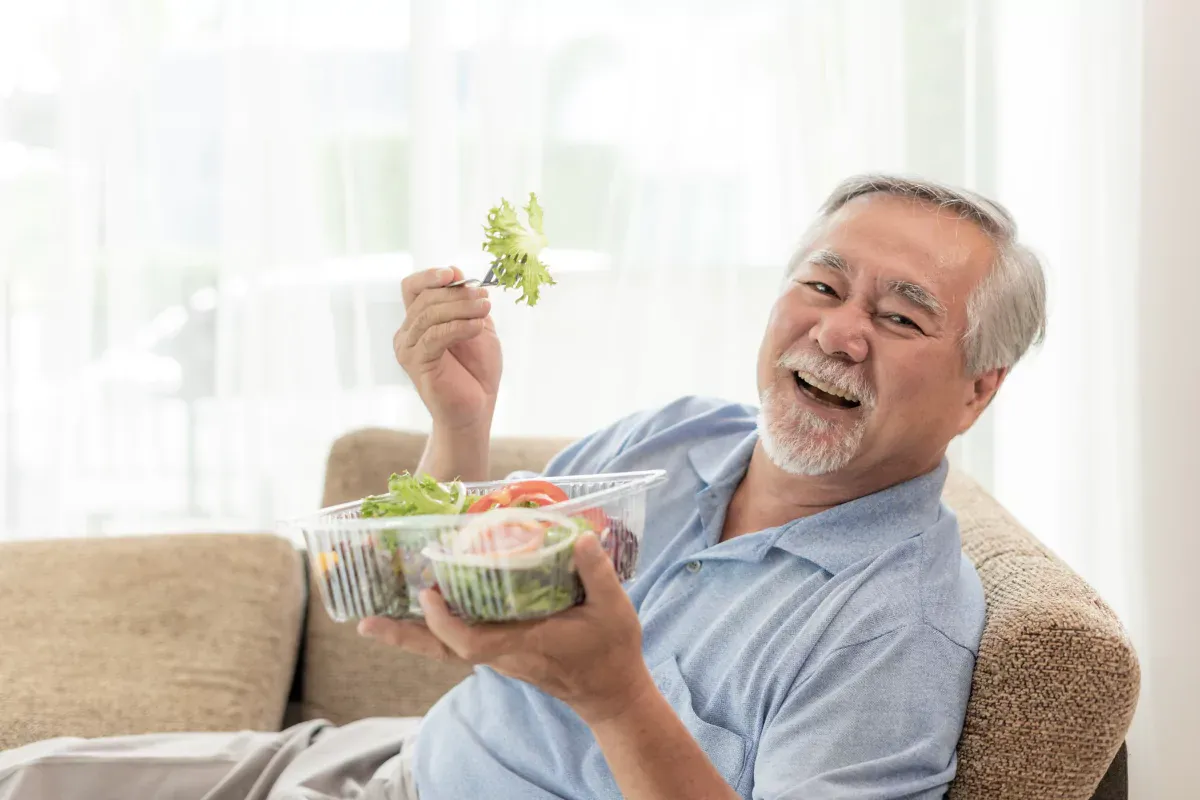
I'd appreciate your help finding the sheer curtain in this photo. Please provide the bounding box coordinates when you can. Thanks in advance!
[0,0,949,537]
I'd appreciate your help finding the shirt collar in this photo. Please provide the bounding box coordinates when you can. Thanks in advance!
[687,429,757,488]
[687,431,950,574]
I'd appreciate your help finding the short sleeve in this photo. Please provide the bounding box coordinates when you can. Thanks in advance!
[754,624,975,800]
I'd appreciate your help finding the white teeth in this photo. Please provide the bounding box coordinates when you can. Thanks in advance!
[796,371,859,403]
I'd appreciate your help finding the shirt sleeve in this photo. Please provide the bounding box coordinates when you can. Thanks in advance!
[753,623,975,800]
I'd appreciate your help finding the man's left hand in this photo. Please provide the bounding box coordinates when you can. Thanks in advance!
[358,532,656,727]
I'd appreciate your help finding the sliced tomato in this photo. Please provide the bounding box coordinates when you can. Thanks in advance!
[465,480,568,513]
[510,493,556,508]
[505,480,569,504]
[466,488,511,513]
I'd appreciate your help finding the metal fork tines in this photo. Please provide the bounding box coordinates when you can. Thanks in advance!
[447,265,498,288]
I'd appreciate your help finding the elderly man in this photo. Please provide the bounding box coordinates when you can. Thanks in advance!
[0,174,1046,800]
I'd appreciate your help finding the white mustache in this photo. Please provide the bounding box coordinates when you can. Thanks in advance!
[778,351,876,407]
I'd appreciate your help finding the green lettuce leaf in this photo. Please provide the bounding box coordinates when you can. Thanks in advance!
[482,192,555,306]
[361,472,465,518]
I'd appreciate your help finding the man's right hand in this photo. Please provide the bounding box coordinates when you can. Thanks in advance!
[395,267,502,434]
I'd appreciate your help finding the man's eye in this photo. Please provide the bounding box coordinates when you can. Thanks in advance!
[884,313,920,330]
[805,282,837,297]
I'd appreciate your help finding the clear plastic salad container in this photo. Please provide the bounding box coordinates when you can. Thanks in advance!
[423,507,583,621]
[285,469,666,624]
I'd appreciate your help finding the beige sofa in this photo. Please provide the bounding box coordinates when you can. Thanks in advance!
[0,428,1139,799]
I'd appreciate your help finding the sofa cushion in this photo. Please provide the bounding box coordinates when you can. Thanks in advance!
[0,533,304,749]
[944,470,1139,800]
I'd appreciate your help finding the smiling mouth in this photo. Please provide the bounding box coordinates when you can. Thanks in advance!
[794,371,862,410]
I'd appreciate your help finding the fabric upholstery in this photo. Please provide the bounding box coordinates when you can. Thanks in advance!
[310,428,1139,799]
[0,533,304,750]
[302,428,571,723]
[943,470,1139,799]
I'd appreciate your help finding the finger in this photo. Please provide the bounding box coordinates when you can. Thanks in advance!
[420,589,520,662]
[404,282,488,325]
[394,287,484,361]
[396,284,487,349]
[414,318,487,365]
[401,266,463,307]
[357,617,460,663]
[403,296,492,350]
[574,533,627,606]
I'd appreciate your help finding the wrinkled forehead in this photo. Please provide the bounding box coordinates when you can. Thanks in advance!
[793,194,996,306]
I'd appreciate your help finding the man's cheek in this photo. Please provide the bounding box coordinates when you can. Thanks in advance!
[881,371,934,409]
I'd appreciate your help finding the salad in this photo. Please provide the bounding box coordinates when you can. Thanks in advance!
[311,536,408,619]
[320,471,639,620]
[425,509,585,621]
[481,193,555,306]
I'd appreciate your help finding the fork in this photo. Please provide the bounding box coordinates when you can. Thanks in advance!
[447,265,499,288]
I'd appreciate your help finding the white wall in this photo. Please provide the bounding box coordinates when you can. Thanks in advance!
[1130,0,1200,796]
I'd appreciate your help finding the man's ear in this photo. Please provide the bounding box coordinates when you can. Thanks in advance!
[959,367,1008,434]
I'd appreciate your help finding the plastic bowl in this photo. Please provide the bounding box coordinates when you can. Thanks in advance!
[285,469,666,623]
[423,507,583,622]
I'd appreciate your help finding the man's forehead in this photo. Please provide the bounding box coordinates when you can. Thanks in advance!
[814,194,995,282]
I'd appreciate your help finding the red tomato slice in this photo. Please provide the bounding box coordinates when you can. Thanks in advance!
[509,493,556,508]
[504,480,569,504]
[465,480,568,513]
[466,488,512,514]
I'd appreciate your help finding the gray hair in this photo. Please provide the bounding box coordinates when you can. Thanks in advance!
[791,174,1047,375]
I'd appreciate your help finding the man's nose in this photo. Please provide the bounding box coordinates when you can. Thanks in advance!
[809,305,869,363]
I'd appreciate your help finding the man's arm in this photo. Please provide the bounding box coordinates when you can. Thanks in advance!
[587,678,739,800]
[415,423,490,482]
[394,265,502,483]
[358,534,738,800]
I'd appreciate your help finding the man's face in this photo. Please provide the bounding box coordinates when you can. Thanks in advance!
[756,193,1003,478]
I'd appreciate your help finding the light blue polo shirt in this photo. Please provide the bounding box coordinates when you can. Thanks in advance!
[414,396,986,799]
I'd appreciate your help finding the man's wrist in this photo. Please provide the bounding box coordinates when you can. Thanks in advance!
[424,420,491,481]
[578,667,661,731]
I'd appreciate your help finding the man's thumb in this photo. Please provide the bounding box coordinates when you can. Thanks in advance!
[574,532,623,602]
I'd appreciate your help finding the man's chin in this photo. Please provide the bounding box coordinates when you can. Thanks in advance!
[756,411,855,476]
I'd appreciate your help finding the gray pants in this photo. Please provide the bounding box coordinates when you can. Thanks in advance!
[0,717,420,800]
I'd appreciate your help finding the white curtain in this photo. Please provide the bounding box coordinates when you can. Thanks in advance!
[1,2,1191,794]
[0,0,935,536]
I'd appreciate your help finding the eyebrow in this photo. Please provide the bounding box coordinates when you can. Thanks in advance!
[804,249,947,319]
[805,248,851,274]
[887,279,947,319]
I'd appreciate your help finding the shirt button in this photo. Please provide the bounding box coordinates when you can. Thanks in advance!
[686,560,702,573]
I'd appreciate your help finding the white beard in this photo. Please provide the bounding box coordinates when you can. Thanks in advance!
[756,381,868,476]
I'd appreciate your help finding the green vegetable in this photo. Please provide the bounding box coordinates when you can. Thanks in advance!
[359,471,473,617]
[360,472,467,519]
[482,192,554,306]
